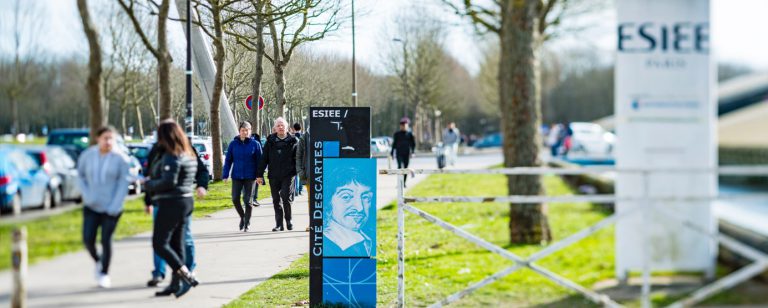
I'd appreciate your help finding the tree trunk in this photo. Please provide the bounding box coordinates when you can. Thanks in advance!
[135,103,145,139]
[209,1,226,181]
[250,0,266,135]
[500,0,551,244]
[274,63,287,117]
[10,96,19,135]
[77,0,105,145]
[157,0,173,120]
[120,103,127,136]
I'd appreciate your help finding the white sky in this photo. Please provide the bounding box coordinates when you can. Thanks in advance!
[1,0,767,75]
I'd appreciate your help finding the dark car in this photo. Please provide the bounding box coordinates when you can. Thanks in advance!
[0,147,56,214]
[47,128,144,194]
[23,146,82,204]
[473,133,502,149]
[128,143,152,175]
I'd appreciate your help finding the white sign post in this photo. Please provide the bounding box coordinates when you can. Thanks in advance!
[615,0,717,281]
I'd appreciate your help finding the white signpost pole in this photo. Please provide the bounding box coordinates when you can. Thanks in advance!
[615,0,717,282]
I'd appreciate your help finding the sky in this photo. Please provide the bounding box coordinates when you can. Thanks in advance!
[1,0,767,76]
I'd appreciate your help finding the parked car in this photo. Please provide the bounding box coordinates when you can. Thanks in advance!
[23,145,81,204]
[473,133,502,149]
[370,137,391,157]
[47,129,143,195]
[567,122,615,158]
[127,143,153,175]
[191,137,215,179]
[0,147,56,213]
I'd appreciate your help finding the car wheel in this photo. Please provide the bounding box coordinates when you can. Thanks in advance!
[52,188,63,208]
[12,193,22,215]
[43,189,52,210]
[132,181,142,195]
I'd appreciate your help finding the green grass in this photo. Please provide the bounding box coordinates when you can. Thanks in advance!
[227,173,768,307]
[0,136,47,145]
[227,174,615,307]
[0,181,270,270]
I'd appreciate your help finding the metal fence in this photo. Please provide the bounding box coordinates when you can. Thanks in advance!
[379,166,768,308]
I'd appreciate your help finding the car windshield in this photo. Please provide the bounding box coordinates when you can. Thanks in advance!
[193,144,206,153]
[130,147,150,159]
[48,134,89,149]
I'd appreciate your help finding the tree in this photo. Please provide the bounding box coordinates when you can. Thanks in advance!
[444,0,576,244]
[77,0,106,145]
[117,0,174,120]
[1,0,44,135]
[265,0,346,116]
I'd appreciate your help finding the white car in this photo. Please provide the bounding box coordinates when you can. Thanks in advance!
[370,137,391,157]
[567,122,615,159]
[191,138,215,179]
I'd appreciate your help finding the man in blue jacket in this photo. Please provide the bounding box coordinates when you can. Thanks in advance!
[223,121,263,232]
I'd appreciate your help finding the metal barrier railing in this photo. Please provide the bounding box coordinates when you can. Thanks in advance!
[380,166,768,308]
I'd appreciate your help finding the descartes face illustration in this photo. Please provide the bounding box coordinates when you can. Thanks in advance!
[329,180,373,231]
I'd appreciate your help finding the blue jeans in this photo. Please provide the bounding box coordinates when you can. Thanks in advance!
[152,208,195,278]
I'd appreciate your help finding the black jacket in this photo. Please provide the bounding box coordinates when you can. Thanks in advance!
[257,133,297,179]
[144,145,209,205]
[391,130,416,157]
[145,152,198,201]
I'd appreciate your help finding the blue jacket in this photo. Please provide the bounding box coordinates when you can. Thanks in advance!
[222,136,262,180]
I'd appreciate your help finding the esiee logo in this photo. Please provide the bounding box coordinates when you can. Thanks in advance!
[618,22,709,53]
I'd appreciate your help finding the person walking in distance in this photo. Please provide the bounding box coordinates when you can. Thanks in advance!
[223,121,263,232]
[295,128,310,232]
[144,120,200,298]
[391,117,416,187]
[144,134,209,288]
[257,117,298,232]
[292,122,304,196]
[77,126,132,288]
[442,122,461,166]
[250,132,262,207]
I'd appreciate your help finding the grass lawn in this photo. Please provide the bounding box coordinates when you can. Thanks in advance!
[227,173,768,307]
[0,181,270,270]
[0,136,47,145]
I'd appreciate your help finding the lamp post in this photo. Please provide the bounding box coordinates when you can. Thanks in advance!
[184,0,193,137]
[351,0,358,107]
[392,38,408,118]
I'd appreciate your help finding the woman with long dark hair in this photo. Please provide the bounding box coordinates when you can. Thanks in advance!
[144,120,200,297]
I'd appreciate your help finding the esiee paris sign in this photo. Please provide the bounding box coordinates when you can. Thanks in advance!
[614,0,717,281]
[309,107,377,307]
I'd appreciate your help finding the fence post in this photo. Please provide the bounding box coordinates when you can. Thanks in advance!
[12,227,28,308]
[641,171,651,308]
[397,174,406,308]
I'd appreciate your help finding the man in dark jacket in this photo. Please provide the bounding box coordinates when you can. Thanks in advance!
[257,117,298,231]
[295,130,310,231]
[223,121,263,232]
[391,117,416,186]
[144,138,209,287]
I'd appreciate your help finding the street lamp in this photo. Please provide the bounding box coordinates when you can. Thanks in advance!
[185,0,193,137]
[351,0,357,107]
[392,38,408,118]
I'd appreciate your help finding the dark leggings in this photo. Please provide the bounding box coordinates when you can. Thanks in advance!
[232,179,255,223]
[152,197,193,271]
[82,207,121,274]
[269,177,294,227]
[397,153,411,185]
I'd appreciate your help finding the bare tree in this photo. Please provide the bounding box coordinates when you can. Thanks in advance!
[78,0,106,145]
[0,0,44,135]
[265,0,346,116]
[117,0,174,120]
[444,0,580,244]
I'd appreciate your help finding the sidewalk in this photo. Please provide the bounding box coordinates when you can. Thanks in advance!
[0,153,502,307]
[0,195,309,308]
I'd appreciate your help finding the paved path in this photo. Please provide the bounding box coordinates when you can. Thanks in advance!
[0,152,502,308]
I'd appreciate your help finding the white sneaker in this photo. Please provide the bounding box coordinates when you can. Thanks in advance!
[94,262,102,280]
[98,274,111,288]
